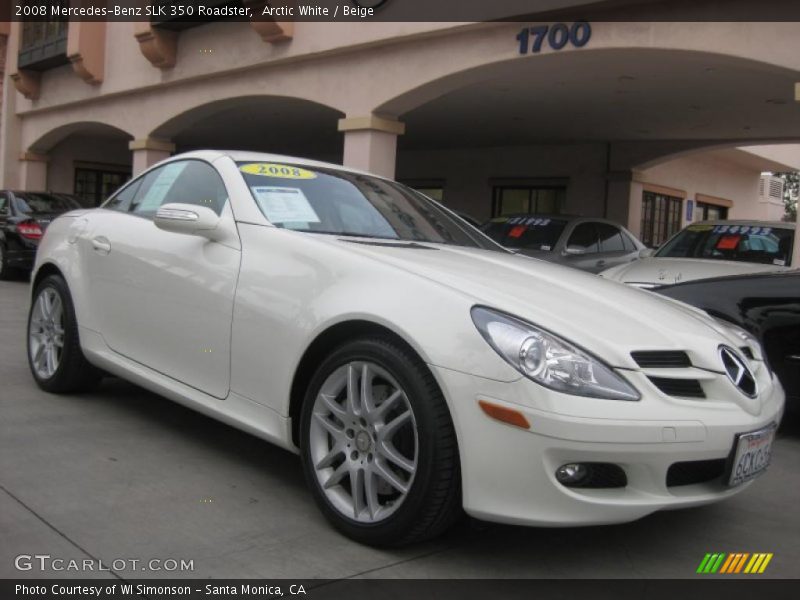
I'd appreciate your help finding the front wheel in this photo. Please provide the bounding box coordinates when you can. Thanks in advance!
[27,274,102,393]
[300,336,461,547]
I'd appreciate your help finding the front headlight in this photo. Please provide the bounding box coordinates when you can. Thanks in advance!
[471,307,640,401]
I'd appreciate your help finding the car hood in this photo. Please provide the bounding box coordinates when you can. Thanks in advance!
[600,257,788,286]
[324,238,743,372]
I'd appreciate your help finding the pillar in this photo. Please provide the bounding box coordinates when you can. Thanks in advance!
[18,152,48,191]
[338,115,405,180]
[129,138,175,175]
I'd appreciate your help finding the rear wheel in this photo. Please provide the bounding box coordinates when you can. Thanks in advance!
[300,336,461,546]
[27,274,102,393]
[0,243,15,280]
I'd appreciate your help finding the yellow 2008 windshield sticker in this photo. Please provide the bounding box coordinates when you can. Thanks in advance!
[239,163,317,179]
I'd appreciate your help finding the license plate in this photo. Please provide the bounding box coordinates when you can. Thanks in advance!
[728,425,776,487]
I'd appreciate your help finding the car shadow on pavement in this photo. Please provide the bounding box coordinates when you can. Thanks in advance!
[56,376,798,578]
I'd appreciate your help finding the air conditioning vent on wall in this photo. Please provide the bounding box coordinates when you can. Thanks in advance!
[769,179,784,199]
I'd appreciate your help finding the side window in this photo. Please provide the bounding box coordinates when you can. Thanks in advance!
[129,160,228,218]
[566,223,599,254]
[103,178,142,212]
[597,223,625,252]
[621,231,637,251]
[0,194,8,216]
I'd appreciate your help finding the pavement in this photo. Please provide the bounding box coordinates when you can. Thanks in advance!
[1,276,799,580]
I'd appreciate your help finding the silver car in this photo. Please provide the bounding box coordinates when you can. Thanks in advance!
[482,214,646,273]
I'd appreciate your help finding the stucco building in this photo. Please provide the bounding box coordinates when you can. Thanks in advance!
[0,2,798,260]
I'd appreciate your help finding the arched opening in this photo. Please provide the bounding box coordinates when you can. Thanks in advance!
[376,48,800,233]
[150,96,346,162]
[28,122,134,207]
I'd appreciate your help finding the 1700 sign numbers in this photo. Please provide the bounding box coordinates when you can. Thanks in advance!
[516,22,592,54]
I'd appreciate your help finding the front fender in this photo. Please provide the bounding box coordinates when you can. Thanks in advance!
[229,225,520,416]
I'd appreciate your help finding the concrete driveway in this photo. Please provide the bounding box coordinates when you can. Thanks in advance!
[1,278,799,580]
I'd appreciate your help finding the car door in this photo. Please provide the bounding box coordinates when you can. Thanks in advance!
[562,222,602,271]
[595,222,637,271]
[83,159,240,399]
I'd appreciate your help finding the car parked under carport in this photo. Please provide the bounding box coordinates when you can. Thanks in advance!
[655,270,800,413]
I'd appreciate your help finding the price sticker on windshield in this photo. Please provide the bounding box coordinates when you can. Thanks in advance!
[240,163,317,179]
[716,235,741,250]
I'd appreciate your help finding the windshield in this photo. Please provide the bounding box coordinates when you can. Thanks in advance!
[481,216,568,251]
[237,162,499,250]
[14,193,81,215]
[656,223,794,266]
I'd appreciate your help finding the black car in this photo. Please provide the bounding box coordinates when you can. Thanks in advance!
[656,270,800,411]
[0,191,82,279]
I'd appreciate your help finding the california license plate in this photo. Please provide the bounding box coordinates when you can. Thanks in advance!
[728,425,776,487]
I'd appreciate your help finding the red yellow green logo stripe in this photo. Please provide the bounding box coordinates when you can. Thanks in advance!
[696,553,773,574]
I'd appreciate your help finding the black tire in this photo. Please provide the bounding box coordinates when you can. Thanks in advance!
[300,336,461,547]
[27,274,102,393]
[0,242,15,281]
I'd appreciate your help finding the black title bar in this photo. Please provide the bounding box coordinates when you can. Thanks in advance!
[3,0,800,22]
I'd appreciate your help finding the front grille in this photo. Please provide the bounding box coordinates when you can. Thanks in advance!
[631,350,692,368]
[648,377,706,398]
[667,459,727,487]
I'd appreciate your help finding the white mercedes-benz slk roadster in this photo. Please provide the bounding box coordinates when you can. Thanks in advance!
[28,151,784,546]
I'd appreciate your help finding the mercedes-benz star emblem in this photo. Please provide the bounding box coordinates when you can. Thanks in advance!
[719,345,757,398]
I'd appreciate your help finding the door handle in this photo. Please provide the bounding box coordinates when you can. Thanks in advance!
[91,236,111,254]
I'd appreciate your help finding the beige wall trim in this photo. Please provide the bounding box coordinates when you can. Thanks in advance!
[338,115,406,135]
[796,82,800,102]
[10,70,41,100]
[128,138,176,152]
[134,21,178,70]
[19,152,49,163]
[74,161,132,172]
[695,193,733,208]
[249,19,294,43]
[246,1,295,43]
[641,182,687,199]
[67,21,106,85]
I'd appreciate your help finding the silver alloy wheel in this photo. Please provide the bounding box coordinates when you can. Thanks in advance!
[309,361,418,523]
[29,287,65,379]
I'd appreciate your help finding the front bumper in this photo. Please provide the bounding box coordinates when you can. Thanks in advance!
[433,365,785,527]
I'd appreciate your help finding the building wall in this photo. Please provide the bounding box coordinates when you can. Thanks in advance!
[397,143,608,221]
[46,135,132,194]
[628,152,764,235]
[398,145,775,232]
[0,28,7,146]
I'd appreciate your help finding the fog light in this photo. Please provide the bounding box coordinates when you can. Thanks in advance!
[556,463,588,485]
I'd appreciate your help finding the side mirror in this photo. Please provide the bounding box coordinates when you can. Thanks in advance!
[154,203,221,240]
[564,245,586,256]
[638,248,655,258]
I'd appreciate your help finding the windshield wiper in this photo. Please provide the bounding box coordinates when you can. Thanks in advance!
[298,230,401,241]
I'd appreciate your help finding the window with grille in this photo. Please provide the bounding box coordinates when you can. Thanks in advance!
[640,191,682,248]
[492,186,566,217]
[75,168,131,207]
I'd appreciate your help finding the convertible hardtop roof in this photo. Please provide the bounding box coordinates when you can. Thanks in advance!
[171,149,388,181]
